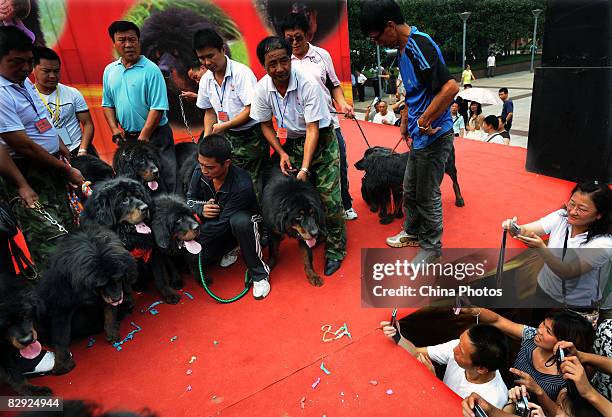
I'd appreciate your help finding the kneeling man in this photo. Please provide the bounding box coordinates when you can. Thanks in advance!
[187,135,270,299]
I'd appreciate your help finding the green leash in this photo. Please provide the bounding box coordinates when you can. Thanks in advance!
[198,252,252,303]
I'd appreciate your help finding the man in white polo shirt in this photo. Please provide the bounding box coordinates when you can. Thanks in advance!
[0,26,83,270]
[280,12,358,221]
[193,28,268,195]
[32,46,96,157]
[250,36,346,276]
[381,320,509,409]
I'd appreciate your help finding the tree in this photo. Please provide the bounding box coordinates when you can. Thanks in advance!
[348,0,546,71]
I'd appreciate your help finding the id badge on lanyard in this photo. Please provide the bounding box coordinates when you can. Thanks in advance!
[35,118,52,133]
[218,111,229,122]
[277,127,288,139]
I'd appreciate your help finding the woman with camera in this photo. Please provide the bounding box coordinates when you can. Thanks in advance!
[502,181,612,314]
[461,308,595,416]
[462,351,610,417]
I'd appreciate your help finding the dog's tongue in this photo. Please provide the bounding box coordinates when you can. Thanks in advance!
[19,340,42,359]
[184,240,202,254]
[135,222,151,234]
[147,181,159,191]
[306,238,317,248]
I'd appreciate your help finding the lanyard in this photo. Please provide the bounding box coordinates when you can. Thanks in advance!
[35,85,61,123]
[273,92,289,128]
[10,85,41,119]
[213,61,231,110]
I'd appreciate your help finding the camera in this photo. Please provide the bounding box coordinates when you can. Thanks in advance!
[509,220,521,237]
[514,396,530,417]
[473,404,488,417]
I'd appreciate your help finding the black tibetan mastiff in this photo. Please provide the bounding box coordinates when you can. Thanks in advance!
[262,172,326,286]
[113,141,162,193]
[150,194,201,291]
[82,178,185,304]
[71,154,115,185]
[174,141,199,197]
[0,274,50,395]
[354,146,465,224]
[36,226,138,375]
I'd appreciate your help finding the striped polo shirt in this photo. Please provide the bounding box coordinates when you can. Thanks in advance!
[513,326,566,400]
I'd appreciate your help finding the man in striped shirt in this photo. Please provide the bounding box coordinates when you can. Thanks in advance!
[360,0,460,263]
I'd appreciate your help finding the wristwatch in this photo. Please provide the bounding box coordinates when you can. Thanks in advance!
[299,167,310,176]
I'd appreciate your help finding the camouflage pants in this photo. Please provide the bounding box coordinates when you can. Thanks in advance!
[0,159,74,272]
[225,125,270,200]
[284,127,346,261]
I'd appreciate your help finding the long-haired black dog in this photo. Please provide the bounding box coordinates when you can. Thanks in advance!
[355,146,465,224]
[262,170,326,286]
[71,154,115,185]
[175,141,199,197]
[150,194,201,289]
[81,178,186,304]
[36,225,138,375]
[0,274,50,395]
[113,141,162,193]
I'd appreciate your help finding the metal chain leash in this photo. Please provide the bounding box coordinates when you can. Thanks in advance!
[32,201,68,234]
[179,94,197,143]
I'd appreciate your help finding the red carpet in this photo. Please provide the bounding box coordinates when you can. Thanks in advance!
[24,120,573,416]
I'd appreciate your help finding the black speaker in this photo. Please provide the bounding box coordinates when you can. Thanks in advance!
[526,67,612,183]
[541,0,611,67]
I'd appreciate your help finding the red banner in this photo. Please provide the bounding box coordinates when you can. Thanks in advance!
[16,0,351,161]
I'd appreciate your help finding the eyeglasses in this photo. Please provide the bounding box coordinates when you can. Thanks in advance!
[566,200,592,215]
[285,34,305,44]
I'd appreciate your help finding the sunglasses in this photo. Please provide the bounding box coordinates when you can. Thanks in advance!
[285,34,305,44]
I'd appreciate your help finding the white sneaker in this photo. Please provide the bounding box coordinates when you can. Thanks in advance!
[23,351,55,375]
[252,279,270,300]
[219,246,240,267]
[386,230,419,248]
[344,208,358,220]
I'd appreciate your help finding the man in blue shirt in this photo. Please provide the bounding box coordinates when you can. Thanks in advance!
[0,26,84,270]
[360,0,459,262]
[102,21,176,193]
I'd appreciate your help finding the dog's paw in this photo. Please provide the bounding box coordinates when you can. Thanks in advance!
[22,384,53,396]
[170,278,185,290]
[379,216,393,225]
[455,198,465,207]
[308,274,324,287]
[105,329,121,344]
[163,292,181,305]
[52,358,76,375]
[267,257,277,270]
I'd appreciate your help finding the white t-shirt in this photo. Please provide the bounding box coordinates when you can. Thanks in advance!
[537,209,612,306]
[487,56,496,67]
[292,44,340,129]
[357,73,367,85]
[196,57,258,132]
[485,132,505,144]
[427,340,508,409]
[38,83,89,151]
[249,68,331,139]
[373,111,397,125]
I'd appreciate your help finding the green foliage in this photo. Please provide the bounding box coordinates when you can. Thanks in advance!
[38,0,67,47]
[124,0,240,41]
[348,0,546,72]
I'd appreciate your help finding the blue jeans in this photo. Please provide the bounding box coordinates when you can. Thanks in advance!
[402,131,454,254]
[335,127,352,210]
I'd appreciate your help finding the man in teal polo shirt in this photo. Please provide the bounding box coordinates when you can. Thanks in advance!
[102,20,176,193]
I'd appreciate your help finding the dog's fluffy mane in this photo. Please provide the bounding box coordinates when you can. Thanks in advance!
[262,175,325,237]
[112,141,162,185]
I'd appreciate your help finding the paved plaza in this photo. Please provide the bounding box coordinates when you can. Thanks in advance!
[352,70,535,148]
